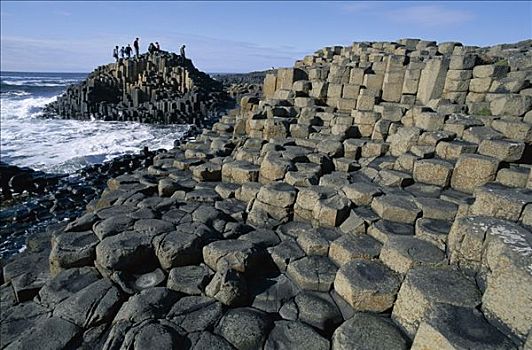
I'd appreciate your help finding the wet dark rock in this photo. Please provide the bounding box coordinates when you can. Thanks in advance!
[167,265,212,295]
[53,278,123,328]
[114,287,179,323]
[38,266,100,308]
[264,320,330,350]
[5,316,82,350]
[215,307,273,350]
[167,296,224,333]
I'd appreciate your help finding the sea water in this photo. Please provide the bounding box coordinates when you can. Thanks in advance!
[0,71,190,174]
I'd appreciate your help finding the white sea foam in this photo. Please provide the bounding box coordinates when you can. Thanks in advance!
[1,82,189,173]
[1,80,75,87]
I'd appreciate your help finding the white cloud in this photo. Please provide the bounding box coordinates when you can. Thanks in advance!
[386,5,474,26]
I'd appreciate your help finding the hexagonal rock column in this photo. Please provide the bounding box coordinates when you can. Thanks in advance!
[221,160,260,184]
[480,219,532,344]
[256,181,298,209]
[334,259,401,312]
[286,256,338,292]
[312,194,351,227]
[264,320,330,350]
[202,239,261,273]
[259,152,295,183]
[413,159,454,187]
[392,266,481,338]
[469,184,531,222]
[450,154,499,193]
[215,307,272,350]
[380,236,447,275]
[411,304,516,350]
[328,235,382,266]
[371,195,421,224]
[332,312,408,350]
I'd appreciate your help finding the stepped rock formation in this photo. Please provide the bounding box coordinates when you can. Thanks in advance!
[2,39,532,349]
[43,51,230,125]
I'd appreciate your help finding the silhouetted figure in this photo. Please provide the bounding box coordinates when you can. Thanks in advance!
[155,42,160,52]
[180,45,186,58]
[133,38,140,57]
[148,42,155,54]
[120,46,125,59]
[113,46,119,62]
[125,44,132,58]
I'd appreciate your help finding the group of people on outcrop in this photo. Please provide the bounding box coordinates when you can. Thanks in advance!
[112,37,186,61]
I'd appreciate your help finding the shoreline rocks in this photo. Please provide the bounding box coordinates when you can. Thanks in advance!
[2,38,532,349]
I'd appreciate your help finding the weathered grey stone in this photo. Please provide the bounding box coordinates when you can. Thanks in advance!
[296,227,341,256]
[413,159,454,187]
[329,234,382,266]
[470,184,531,222]
[287,256,338,292]
[96,231,157,273]
[192,162,222,182]
[5,317,81,350]
[215,183,240,200]
[158,178,182,197]
[49,230,99,275]
[334,259,401,312]
[338,209,367,235]
[167,296,223,333]
[411,304,516,350]
[167,265,212,295]
[248,274,299,313]
[380,236,447,275]
[368,219,415,244]
[436,140,478,161]
[392,266,481,338]
[54,278,123,328]
[478,139,525,162]
[490,94,532,117]
[114,287,179,323]
[0,302,50,348]
[257,181,298,208]
[154,223,216,270]
[188,331,235,350]
[203,239,261,273]
[215,307,272,350]
[332,312,408,350]
[264,320,330,350]
[260,153,295,183]
[126,319,185,350]
[205,268,248,306]
[415,218,451,251]
[312,194,351,227]
[291,291,342,332]
[414,197,458,221]
[479,219,532,343]
[268,239,306,272]
[371,195,421,224]
[38,267,100,308]
[450,154,499,193]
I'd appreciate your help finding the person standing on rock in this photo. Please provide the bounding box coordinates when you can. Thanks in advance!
[180,44,186,58]
[125,44,132,59]
[134,38,140,57]
[155,42,160,52]
[120,46,125,59]
[113,46,119,62]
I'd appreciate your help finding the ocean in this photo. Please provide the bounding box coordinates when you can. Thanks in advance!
[0,71,190,174]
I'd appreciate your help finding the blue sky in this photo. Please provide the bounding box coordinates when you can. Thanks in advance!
[1,1,531,73]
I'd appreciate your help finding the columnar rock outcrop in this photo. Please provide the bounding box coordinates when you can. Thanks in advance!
[2,39,532,349]
[43,51,230,125]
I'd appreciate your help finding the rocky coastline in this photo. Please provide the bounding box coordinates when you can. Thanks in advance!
[2,39,532,349]
[41,51,233,126]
